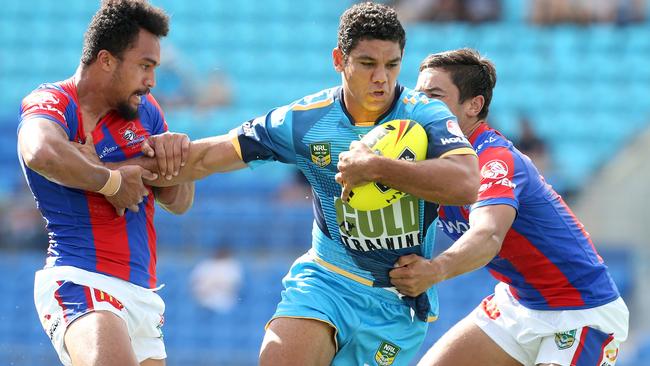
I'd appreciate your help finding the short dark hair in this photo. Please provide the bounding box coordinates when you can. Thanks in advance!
[337,2,406,58]
[81,0,170,65]
[420,48,497,120]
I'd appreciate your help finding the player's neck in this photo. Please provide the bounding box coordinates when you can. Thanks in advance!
[461,119,484,138]
[74,66,113,125]
[341,90,388,125]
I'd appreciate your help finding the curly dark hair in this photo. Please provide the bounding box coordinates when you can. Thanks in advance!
[81,0,169,65]
[337,2,406,58]
[420,48,497,120]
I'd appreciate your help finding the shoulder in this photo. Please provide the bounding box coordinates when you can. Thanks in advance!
[475,128,513,154]
[140,94,164,116]
[290,87,337,112]
[399,87,455,124]
[22,83,72,110]
[476,133,530,179]
[20,83,75,126]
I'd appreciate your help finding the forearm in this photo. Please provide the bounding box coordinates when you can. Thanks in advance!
[370,154,479,205]
[154,183,195,214]
[432,226,502,282]
[105,155,158,173]
[19,127,110,191]
[146,135,246,187]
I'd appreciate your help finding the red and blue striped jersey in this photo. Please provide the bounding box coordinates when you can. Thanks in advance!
[18,78,167,289]
[438,123,620,310]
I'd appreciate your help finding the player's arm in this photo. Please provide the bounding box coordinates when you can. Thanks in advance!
[389,204,515,297]
[20,120,115,190]
[337,141,479,206]
[18,119,155,214]
[72,131,195,214]
[152,185,195,214]
[142,133,247,187]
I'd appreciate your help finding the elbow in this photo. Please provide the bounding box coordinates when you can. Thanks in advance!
[455,179,479,205]
[171,198,194,215]
[21,144,55,173]
[473,226,503,259]
[446,171,480,205]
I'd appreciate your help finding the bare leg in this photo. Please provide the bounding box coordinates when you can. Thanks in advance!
[65,311,139,366]
[259,317,336,366]
[418,316,523,366]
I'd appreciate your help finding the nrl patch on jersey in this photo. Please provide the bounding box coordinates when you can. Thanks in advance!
[335,195,421,252]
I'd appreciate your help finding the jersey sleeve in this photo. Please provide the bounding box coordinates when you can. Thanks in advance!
[412,99,476,159]
[143,94,168,135]
[471,146,527,212]
[19,87,74,138]
[231,104,296,168]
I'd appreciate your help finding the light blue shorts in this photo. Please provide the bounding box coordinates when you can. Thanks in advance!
[268,252,430,366]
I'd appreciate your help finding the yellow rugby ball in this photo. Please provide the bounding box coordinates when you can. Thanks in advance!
[347,119,428,211]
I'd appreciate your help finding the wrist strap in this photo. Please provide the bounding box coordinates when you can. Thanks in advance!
[97,169,122,196]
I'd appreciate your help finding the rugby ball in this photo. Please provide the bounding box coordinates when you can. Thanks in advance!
[347,119,428,211]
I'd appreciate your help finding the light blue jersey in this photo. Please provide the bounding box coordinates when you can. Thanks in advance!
[232,85,475,364]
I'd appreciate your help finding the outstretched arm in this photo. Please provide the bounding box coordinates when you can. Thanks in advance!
[141,133,247,187]
[389,204,515,297]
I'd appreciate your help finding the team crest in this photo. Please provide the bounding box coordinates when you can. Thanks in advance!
[310,142,331,167]
[481,159,508,179]
[119,122,141,142]
[375,341,400,366]
[554,330,577,350]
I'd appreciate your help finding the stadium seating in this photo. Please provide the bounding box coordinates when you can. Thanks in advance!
[0,1,647,365]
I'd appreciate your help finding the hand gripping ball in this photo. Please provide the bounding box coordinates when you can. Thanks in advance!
[347,119,428,211]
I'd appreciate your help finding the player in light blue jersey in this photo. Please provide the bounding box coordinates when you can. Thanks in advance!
[141,3,479,365]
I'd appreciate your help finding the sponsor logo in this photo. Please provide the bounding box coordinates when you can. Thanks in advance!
[241,120,255,137]
[397,147,416,162]
[93,289,124,310]
[156,314,165,339]
[43,313,61,340]
[375,341,401,366]
[26,91,60,105]
[554,330,577,350]
[99,145,119,159]
[446,120,464,137]
[23,103,66,120]
[604,340,618,362]
[310,142,331,168]
[438,219,470,234]
[478,177,516,193]
[335,195,421,252]
[480,294,501,320]
[481,160,508,179]
[441,137,465,145]
[476,136,497,151]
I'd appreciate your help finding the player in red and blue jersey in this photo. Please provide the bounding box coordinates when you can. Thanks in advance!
[17,2,194,365]
[389,49,628,366]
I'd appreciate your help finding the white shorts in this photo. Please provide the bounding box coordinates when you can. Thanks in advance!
[34,266,166,366]
[472,282,629,366]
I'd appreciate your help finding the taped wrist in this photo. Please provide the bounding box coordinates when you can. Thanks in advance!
[97,169,122,196]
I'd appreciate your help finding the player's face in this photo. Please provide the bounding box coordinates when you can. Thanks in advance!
[111,29,160,120]
[335,39,402,122]
[415,68,463,118]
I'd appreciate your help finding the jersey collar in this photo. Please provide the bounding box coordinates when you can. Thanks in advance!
[468,122,491,145]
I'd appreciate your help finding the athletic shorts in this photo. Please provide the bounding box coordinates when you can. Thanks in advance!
[34,266,166,366]
[267,251,430,366]
[472,282,629,366]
